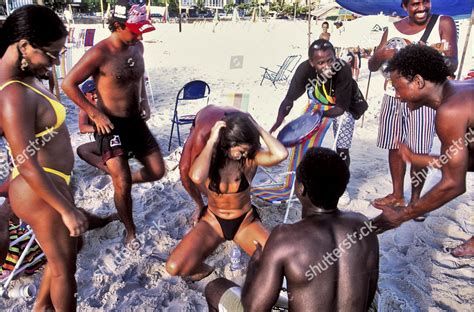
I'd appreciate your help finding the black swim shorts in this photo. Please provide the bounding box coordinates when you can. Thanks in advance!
[95,115,160,163]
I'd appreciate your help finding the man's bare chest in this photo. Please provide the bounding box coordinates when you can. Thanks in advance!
[101,52,145,83]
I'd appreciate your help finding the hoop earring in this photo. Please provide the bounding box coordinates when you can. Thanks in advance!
[20,58,29,71]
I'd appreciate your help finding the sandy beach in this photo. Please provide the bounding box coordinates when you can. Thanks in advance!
[0,19,473,311]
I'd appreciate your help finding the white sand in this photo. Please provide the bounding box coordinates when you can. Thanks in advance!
[0,20,473,311]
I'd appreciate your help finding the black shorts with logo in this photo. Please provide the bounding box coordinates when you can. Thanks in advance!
[95,115,160,163]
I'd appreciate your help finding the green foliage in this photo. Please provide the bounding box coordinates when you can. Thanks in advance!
[250,0,259,8]
[168,0,178,15]
[281,4,293,16]
[223,3,235,14]
[299,5,309,15]
[237,3,250,11]
[195,0,205,13]
[269,2,281,13]
[81,0,101,13]
[150,0,167,5]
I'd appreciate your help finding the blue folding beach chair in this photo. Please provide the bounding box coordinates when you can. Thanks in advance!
[168,80,210,150]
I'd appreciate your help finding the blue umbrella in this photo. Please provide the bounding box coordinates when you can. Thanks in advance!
[336,0,473,17]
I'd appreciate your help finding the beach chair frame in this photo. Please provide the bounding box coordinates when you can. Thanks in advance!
[0,226,45,298]
[260,55,301,87]
[252,101,345,223]
[168,80,210,151]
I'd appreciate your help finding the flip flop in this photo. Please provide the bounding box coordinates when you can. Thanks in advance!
[414,214,428,222]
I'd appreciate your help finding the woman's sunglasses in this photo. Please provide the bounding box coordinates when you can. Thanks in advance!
[30,42,67,61]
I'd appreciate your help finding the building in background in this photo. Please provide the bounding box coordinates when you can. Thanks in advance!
[180,0,336,10]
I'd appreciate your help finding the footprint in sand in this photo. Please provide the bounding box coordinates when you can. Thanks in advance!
[92,175,111,190]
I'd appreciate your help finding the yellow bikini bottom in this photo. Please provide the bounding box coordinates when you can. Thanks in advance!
[11,167,71,185]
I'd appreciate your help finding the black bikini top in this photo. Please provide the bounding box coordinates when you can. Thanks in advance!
[208,172,250,194]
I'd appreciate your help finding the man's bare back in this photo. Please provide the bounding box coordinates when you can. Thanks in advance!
[438,81,474,129]
[243,211,378,311]
[206,148,379,311]
[179,105,240,219]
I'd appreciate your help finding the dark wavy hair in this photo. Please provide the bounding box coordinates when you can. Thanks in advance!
[208,112,261,194]
[0,5,67,58]
[296,147,349,209]
[107,17,126,33]
[385,45,451,83]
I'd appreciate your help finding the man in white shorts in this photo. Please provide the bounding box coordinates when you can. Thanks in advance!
[368,0,458,220]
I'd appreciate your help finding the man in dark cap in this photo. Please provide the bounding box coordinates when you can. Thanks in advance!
[75,80,110,174]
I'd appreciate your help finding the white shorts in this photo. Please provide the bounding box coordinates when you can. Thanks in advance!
[377,94,435,154]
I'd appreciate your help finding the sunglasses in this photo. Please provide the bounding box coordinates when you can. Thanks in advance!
[30,42,67,61]
[312,41,334,51]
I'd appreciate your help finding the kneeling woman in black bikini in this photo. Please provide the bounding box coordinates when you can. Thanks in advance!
[166,112,288,280]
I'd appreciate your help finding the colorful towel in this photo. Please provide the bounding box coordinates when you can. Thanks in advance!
[0,222,45,277]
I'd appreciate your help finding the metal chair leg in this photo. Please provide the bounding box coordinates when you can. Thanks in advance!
[168,121,175,151]
[176,123,182,146]
[0,233,37,297]
[283,173,297,224]
[260,69,268,86]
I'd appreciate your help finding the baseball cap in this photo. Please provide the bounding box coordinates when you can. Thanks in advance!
[113,0,155,35]
[81,80,96,94]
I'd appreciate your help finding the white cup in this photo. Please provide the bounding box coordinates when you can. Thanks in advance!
[8,284,36,299]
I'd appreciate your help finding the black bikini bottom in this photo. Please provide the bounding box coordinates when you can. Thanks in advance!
[200,205,261,241]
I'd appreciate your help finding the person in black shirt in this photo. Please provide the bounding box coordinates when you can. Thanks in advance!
[270,39,356,171]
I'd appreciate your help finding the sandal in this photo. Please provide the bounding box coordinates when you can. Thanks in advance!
[372,194,405,209]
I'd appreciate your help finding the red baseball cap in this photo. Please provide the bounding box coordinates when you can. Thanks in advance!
[126,20,155,35]
[114,0,155,35]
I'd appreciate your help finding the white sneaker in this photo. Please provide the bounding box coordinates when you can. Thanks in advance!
[339,191,351,206]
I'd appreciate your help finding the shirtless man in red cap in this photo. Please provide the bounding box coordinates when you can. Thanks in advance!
[63,0,164,246]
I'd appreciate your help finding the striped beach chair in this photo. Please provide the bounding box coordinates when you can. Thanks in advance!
[84,29,96,48]
[252,101,333,223]
[0,222,45,298]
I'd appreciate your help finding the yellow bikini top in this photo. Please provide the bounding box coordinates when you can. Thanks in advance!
[0,80,66,138]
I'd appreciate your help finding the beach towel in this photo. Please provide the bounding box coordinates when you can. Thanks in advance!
[84,29,96,47]
[0,222,45,277]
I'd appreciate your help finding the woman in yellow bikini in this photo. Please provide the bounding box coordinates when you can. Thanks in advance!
[0,5,88,311]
